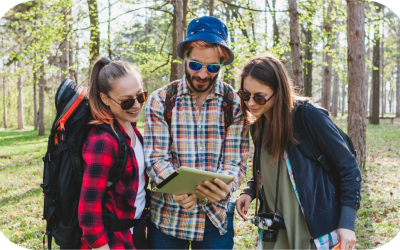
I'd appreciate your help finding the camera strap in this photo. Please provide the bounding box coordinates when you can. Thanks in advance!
[273,159,281,220]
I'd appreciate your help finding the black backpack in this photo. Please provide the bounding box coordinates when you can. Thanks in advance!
[41,79,149,249]
[293,101,358,192]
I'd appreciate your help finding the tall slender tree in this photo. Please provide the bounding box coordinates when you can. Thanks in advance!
[170,0,184,82]
[88,0,100,66]
[17,60,24,130]
[397,20,400,117]
[322,0,334,112]
[289,0,303,93]
[347,0,366,168]
[371,3,381,124]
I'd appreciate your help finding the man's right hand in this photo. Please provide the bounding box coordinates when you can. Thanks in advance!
[235,194,252,221]
[173,194,197,212]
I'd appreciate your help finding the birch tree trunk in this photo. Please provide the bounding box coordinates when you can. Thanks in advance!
[88,0,100,66]
[322,0,334,112]
[39,64,45,136]
[17,61,24,130]
[371,3,381,124]
[289,0,303,93]
[347,0,366,168]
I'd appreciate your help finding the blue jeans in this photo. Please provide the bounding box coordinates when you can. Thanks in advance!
[147,202,235,249]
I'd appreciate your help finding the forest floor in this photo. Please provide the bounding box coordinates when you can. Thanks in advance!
[0,117,399,250]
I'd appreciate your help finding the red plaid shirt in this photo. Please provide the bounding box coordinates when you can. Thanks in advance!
[78,123,148,249]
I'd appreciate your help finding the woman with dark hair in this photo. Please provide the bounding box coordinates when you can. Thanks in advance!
[235,53,361,250]
[78,57,149,249]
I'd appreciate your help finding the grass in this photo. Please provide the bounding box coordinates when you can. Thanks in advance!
[1,119,399,249]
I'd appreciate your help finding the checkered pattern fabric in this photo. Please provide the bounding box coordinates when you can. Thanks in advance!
[144,76,249,241]
[78,123,146,249]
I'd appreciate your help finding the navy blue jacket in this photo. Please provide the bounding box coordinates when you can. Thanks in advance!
[242,101,362,239]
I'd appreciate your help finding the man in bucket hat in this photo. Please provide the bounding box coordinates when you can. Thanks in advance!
[144,16,249,248]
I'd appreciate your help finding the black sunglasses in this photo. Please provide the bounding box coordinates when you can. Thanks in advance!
[108,91,149,110]
[237,89,275,105]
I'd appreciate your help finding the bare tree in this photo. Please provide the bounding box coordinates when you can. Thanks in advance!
[289,0,303,93]
[88,0,100,66]
[347,0,366,168]
[33,69,38,130]
[371,3,381,124]
[322,0,334,112]
[381,39,385,116]
[266,0,279,47]
[302,6,314,97]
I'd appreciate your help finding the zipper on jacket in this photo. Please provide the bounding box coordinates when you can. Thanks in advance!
[55,87,87,146]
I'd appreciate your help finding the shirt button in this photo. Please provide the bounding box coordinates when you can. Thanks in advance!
[356,177,360,181]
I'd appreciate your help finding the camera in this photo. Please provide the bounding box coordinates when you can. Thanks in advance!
[251,212,285,242]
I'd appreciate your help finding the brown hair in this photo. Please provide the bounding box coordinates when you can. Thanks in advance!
[183,40,230,64]
[88,57,142,126]
[240,53,305,164]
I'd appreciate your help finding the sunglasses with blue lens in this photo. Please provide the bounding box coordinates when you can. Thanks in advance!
[186,54,224,74]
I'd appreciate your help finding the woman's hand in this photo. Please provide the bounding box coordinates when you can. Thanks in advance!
[173,194,197,212]
[235,194,252,221]
[92,243,110,250]
[337,228,356,250]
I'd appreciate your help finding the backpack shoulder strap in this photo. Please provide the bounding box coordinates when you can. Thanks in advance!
[97,123,128,190]
[294,102,339,190]
[163,80,180,128]
[222,82,235,131]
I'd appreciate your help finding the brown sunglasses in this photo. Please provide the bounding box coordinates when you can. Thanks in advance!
[237,89,275,105]
[108,91,149,110]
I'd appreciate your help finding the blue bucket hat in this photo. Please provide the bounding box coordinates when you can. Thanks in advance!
[177,16,235,65]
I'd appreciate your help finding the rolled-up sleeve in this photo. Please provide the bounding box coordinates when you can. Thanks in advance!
[78,132,117,248]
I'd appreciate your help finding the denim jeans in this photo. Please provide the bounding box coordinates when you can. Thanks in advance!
[147,202,235,249]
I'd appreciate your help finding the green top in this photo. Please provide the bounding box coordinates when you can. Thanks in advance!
[259,144,317,249]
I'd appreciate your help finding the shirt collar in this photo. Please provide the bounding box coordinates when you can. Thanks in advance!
[177,75,224,97]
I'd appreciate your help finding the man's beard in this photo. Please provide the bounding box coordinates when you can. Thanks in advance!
[185,65,219,93]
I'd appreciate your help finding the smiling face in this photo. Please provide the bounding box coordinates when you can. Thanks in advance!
[185,47,221,94]
[242,76,276,119]
[101,73,144,126]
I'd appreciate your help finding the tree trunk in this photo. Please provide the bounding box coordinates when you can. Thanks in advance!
[108,0,112,59]
[39,64,45,136]
[17,61,24,130]
[332,69,339,117]
[33,69,38,130]
[322,0,334,112]
[303,20,313,97]
[342,81,346,116]
[371,3,381,124]
[88,0,100,66]
[397,21,400,117]
[272,0,279,47]
[209,0,214,16]
[289,0,303,93]
[69,40,74,80]
[381,40,385,116]
[183,0,188,39]
[347,0,366,168]
[170,0,184,82]
[75,40,79,84]
[2,73,7,129]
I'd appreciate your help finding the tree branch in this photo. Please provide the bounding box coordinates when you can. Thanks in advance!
[159,19,173,54]
[218,0,287,13]
[149,54,171,74]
